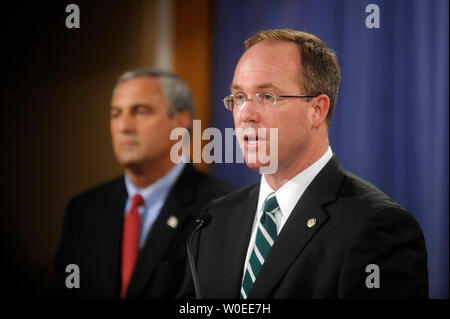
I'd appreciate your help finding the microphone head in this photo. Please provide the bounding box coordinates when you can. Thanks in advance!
[196,214,211,227]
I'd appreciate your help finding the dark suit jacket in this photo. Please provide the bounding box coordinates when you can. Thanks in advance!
[52,164,235,299]
[179,156,428,298]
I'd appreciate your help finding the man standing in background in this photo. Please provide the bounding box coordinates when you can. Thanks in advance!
[52,69,235,298]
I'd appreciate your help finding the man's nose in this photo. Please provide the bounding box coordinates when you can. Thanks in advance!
[118,113,136,133]
[237,100,261,123]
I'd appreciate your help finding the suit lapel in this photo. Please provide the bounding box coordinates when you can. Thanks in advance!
[248,156,345,298]
[220,184,260,298]
[125,164,197,298]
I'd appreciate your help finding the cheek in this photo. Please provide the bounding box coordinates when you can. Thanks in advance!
[232,111,240,126]
[110,123,118,141]
[272,111,309,145]
[140,120,172,145]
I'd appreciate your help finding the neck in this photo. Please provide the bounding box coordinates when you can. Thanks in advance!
[124,159,177,189]
[265,138,329,191]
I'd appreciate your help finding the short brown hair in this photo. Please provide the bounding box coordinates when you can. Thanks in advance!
[244,29,341,126]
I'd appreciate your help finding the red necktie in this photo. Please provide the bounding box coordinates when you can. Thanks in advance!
[121,194,143,299]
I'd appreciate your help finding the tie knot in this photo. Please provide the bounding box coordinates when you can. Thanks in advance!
[131,194,144,208]
[263,192,279,214]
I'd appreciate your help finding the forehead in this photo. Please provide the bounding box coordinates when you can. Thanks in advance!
[112,77,165,105]
[232,40,302,91]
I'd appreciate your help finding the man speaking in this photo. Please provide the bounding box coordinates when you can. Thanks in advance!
[178,29,428,298]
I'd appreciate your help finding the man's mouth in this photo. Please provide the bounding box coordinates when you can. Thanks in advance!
[121,139,138,147]
[244,135,266,145]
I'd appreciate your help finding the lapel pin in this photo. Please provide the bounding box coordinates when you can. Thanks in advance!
[166,216,179,229]
[306,218,317,228]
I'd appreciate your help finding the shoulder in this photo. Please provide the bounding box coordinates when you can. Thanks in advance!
[201,182,259,215]
[338,169,406,214]
[61,176,125,229]
[341,170,403,209]
[335,168,423,235]
[67,176,125,210]
[309,156,423,234]
[179,164,237,198]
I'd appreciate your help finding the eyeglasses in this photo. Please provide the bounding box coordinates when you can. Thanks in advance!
[222,92,320,111]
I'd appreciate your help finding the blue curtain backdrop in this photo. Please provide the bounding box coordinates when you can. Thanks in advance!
[209,0,448,298]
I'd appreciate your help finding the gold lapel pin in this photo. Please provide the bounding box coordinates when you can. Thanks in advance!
[166,216,179,229]
[306,218,317,228]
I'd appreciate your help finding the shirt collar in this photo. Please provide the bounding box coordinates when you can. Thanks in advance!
[258,146,333,218]
[124,160,186,210]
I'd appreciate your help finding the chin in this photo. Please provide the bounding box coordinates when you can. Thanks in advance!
[244,159,265,172]
[118,155,144,167]
[244,158,279,175]
[245,161,260,170]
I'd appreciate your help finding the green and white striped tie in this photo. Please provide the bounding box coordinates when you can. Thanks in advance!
[240,192,279,299]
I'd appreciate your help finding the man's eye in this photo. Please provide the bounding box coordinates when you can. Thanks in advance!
[263,94,274,102]
[110,111,120,118]
[136,106,151,115]
[235,94,246,102]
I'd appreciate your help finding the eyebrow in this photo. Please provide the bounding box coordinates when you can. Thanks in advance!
[109,104,153,112]
[230,82,284,92]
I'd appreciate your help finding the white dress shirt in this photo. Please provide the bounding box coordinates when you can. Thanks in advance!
[241,146,333,281]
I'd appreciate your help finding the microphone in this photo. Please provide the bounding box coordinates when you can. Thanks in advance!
[186,214,211,299]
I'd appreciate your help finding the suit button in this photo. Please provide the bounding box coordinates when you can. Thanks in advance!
[306,218,317,228]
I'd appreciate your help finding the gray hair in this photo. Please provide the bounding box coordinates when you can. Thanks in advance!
[113,69,195,117]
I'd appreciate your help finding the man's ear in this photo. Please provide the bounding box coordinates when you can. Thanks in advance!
[312,94,330,128]
[173,111,192,130]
